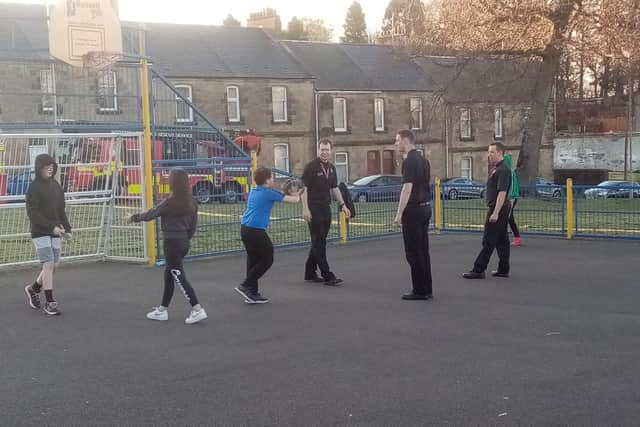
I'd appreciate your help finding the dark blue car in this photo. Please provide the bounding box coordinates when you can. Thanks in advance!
[347,175,403,203]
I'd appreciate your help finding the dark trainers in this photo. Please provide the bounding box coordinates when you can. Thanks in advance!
[324,278,343,286]
[25,285,41,309]
[462,271,486,280]
[402,292,433,301]
[305,275,325,283]
[246,293,269,304]
[234,285,254,301]
[43,301,61,316]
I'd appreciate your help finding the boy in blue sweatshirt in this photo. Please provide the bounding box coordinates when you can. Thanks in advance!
[235,167,302,304]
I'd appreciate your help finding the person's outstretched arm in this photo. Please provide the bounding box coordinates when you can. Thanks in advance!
[130,200,168,222]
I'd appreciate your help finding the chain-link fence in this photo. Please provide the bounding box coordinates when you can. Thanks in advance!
[0,133,147,268]
[574,183,640,239]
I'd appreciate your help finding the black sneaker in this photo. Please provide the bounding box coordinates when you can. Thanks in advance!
[462,271,486,280]
[43,301,61,316]
[324,278,343,286]
[246,293,269,304]
[25,285,41,310]
[305,275,325,283]
[491,270,510,278]
[402,292,433,301]
[234,285,254,301]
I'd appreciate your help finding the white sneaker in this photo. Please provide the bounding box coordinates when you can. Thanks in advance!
[185,308,207,325]
[146,307,168,321]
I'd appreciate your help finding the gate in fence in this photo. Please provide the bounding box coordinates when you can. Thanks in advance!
[0,132,147,268]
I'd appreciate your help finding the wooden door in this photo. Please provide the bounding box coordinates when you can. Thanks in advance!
[382,150,395,174]
[367,151,380,175]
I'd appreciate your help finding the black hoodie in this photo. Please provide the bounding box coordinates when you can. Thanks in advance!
[25,154,72,238]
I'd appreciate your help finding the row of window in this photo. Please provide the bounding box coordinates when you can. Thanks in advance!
[39,69,119,112]
[459,107,504,140]
[37,69,503,141]
[333,97,424,132]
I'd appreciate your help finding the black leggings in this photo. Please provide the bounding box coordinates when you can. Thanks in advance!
[241,225,274,293]
[508,198,520,238]
[162,239,199,307]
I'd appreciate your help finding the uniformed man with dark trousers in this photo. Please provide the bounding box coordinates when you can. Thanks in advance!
[463,142,512,279]
[393,130,433,300]
[302,138,351,286]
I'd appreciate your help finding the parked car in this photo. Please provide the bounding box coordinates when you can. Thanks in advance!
[584,181,640,199]
[440,177,485,200]
[535,177,564,199]
[348,175,403,203]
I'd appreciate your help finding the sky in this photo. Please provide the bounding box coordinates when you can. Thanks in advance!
[4,0,388,39]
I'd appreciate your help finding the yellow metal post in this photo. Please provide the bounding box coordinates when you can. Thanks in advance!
[139,30,157,265]
[434,178,443,232]
[339,211,348,244]
[250,150,258,189]
[566,178,574,239]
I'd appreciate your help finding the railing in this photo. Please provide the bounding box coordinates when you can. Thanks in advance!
[573,183,640,239]
[441,183,566,236]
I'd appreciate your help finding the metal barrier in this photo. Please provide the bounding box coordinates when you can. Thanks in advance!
[0,133,147,268]
[573,183,640,239]
[440,183,566,236]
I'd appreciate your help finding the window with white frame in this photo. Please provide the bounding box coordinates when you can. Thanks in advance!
[175,84,193,122]
[227,86,240,122]
[333,98,347,132]
[335,152,349,184]
[40,69,54,112]
[410,97,423,130]
[374,98,385,131]
[272,86,288,122]
[98,70,118,112]
[460,108,472,139]
[274,144,290,176]
[461,157,473,179]
[494,107,503,139]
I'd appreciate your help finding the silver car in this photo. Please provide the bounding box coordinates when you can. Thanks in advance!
[441,177,486,200]
[584,181,640,199]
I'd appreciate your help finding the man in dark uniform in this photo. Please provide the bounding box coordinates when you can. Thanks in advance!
[393,130,433,300]
[463,142,512,279]
[302,138,351,286]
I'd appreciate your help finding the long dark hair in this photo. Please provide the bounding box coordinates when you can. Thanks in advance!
[166,168,196,216]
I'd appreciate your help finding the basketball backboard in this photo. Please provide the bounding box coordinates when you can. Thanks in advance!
[48,0,123,67]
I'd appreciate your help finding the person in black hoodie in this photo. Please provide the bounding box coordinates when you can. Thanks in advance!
[25,154,71,316]
[130,168,207,325]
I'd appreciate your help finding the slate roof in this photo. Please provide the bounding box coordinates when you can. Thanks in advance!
[413,56,541,103]
[136,23,311,79]
[0,3,49,60]
[282,41,434,92]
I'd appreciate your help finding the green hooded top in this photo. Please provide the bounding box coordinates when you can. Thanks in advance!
[503,154,519,199]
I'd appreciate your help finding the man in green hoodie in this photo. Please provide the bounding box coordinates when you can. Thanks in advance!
[503,154,522,246]
[24,154,71,316]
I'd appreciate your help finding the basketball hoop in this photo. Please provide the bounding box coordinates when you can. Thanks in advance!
[82,50,124,72]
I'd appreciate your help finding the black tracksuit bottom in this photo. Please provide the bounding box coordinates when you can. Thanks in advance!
[509,198,520,238]
[473,204,511,274]
[402,205,433,296]
[304,204,335,281]
[241,225,274,293]
[162,239,199,307]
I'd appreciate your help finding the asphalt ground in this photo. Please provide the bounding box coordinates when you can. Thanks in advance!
[1,234,639,427]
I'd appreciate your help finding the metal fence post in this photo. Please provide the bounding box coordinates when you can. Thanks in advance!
[435,178,443,232]
[566,178,574,239]
[140,30,157,265]
[251,150,258,189]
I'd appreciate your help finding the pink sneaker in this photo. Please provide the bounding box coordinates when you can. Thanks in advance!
[512,237,522,246]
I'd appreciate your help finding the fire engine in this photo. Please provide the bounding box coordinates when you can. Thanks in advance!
[65,131,254,204]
